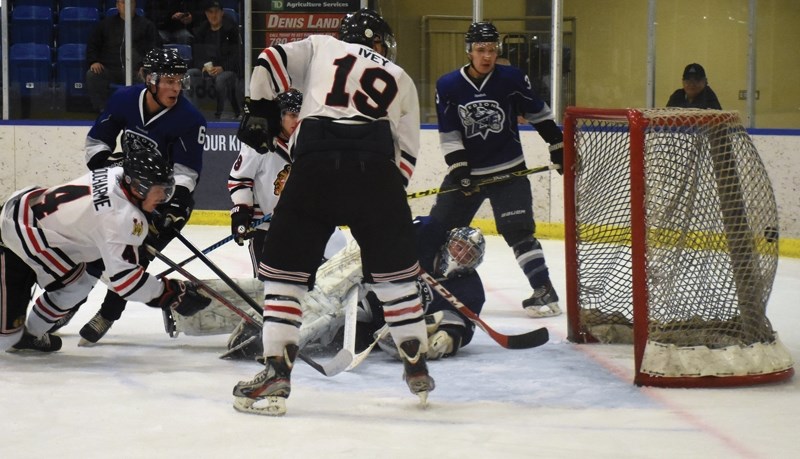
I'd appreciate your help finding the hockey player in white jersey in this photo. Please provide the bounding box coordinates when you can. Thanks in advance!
[232,8,431,415]
[0,144,211,353]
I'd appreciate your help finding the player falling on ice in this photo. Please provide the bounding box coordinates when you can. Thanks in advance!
[0,141,211,353]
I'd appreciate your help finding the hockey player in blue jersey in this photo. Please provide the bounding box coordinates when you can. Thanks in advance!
[359,216,486,360]
[71,47,208,344]
[432,22,564,319]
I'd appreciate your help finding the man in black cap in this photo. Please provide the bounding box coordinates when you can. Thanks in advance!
[667,63,722,109]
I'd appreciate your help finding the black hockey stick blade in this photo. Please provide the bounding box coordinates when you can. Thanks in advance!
[406,164,559,200]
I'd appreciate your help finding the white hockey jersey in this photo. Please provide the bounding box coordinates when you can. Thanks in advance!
[1,167,164,303]
[251,34,420,184]
[227,138,292,231]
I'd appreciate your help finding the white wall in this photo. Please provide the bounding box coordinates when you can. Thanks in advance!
[1,125,797,238]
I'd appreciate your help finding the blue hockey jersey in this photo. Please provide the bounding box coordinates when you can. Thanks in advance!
[85,84,207,191]
[435,64,554,176]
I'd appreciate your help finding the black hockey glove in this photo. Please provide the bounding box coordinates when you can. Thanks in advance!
[230,204,255,246]
[237,97,282,153]
[147,279,211,317]
[549,142,564,176]
[152,185,194,239]
[87,151,125,170]
[445,150,474,194]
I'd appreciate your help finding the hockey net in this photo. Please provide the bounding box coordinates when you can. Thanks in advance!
[563,107,794,387]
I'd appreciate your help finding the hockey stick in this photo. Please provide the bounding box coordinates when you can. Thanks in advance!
[156,214,272,278]
[171,232,353,377]
[419,271,549,349]
[406,164,559,200]
[346,324,389,371]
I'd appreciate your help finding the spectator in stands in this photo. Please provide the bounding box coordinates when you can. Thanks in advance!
[187,0,242,119]
[86,0,159,113]
[667,63,722,109]
[148,1,198,45]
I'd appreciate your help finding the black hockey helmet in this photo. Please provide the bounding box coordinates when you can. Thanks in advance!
[122,136,175,203]
[276,89,303,115]
[143,48,189,75]
[465,21,501,53]
[339,8,396,62]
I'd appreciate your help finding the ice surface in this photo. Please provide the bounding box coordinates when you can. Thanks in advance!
[1,226,798,458]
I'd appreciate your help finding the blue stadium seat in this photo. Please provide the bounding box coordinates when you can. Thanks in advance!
[11,6,54,45]
[58,7,100,45]
[56,43,88,101]
[60,0,103,8]
[105,7,145,17]
[12,0,55,8]
[223,8,239,25]
[163,43,193,67]
[221,0,239,11]
[9,43,53,96]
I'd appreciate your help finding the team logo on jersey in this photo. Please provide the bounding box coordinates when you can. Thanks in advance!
[458,100,505,139]
[273,164,291,196]
[132,218,144,237]
[123,131,162,157]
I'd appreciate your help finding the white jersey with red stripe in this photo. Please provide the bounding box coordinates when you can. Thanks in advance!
[227,138,292,231]
[251,34,420,185]
[1,167,163,304]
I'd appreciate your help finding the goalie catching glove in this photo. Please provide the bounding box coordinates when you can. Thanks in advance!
[147,278,212,317]
[230,204,256,246]
[237,97,282,153]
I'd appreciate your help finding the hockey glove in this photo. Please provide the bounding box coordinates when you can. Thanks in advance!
[230,204,255,246]
[444,149,474,194]
[237,97,282,153]
[147,279,211,317]
[87,151,125,170]
[152,186,194,239]
[549,142,564,176]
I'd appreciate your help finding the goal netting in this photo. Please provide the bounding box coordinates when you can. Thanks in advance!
[563,107,794,387]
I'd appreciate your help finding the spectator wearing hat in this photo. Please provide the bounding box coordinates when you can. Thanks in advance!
[186,0,243,119]
[667,63,722,109]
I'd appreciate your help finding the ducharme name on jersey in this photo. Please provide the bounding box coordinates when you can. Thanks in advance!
[91,168,112,211]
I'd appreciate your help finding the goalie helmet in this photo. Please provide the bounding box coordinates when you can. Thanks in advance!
[339,8,397,62]
[122,143,175,202]
[276,89,303,115]
[465,21,501,54]
[436,227,486,278]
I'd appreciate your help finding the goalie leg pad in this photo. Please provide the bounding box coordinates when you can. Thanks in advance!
[172,278,262,336]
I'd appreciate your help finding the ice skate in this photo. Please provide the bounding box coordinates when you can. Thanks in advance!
[522,280,562,318]
[398,338,435,406]
[79,311,114,346]
[8,329,62,353]
[232,344,298,416]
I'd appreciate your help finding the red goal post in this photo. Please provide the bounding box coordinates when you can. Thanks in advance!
[562,107,794,388]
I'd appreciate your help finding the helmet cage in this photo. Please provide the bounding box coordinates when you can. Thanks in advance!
[436,227,486,278]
